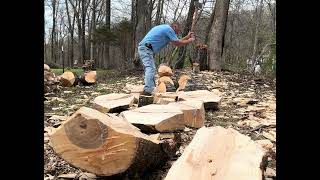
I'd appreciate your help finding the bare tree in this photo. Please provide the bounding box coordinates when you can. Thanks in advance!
[154,0,164,25]
[104,0,110,69]
[250,0,263,70]
[208,0,230,71]
[174,0,195,69]
[133,0,150,68]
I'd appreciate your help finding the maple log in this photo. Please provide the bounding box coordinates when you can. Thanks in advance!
[168,100,205,128]
[165,126,267,180]
[93,93,135,113]
[59,71,77,87]
[178,90,222,110]
[121,104,185,133]
[50,107,173,177]
[80,71,97,85]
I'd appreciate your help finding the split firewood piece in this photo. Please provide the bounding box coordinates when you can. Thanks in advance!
[158,64,173,77]
[156,81,167,93]
[121,104,185,133]
[176,75,191,92]
[122,84,144,94]
[79,71,97,85]
[168,100,205,128]
[165,126,267,180]
[158,76,174,86]
[153,92,178,104]
[59,71,77,87]
[50,107,174,177]
[154,98,176,105]
[93,93,135,113]
[178,90,222,110]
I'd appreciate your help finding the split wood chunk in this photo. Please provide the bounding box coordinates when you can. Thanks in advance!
[121,104,185,133]
[93,93,135,113]
[50,107,172,177]
[123,84,144,94]
[168,100,205,128]
[153,92,178,103]
[158,64,173,77]
[154,98,176,105]
[178,90,222,110]
[165,126,267,180]
[176,75,191,92]
[158,76,174,86]
[60,71,76,87]
[156,81,167,93]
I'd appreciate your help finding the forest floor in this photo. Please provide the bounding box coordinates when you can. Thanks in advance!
[44,68,276,180]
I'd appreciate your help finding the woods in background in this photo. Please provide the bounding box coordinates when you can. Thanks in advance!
[44,0,276,77]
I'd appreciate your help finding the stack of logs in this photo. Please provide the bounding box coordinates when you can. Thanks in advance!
[156,64,192,93]
[49,67,268,179]
[44,64,60,93]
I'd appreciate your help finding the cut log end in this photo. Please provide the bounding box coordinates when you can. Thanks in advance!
[50,107,172,177]
[60,71,76,87]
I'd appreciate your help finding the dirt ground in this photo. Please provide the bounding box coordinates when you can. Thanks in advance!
[44,68,276,180]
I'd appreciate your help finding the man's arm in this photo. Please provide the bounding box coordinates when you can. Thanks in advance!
[170,38,194,47]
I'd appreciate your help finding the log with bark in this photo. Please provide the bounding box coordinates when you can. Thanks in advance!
[93,93,135,113]
[178,90,222,110]
[79,71,97,85]
[165,126,268,180]
[50,107,176,177]
[121,104,185,133]
[168,100,205,128]
[44,64,60,93]
[59,71,78,87]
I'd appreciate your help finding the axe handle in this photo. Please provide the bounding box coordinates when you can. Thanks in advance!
[190,7,199,32]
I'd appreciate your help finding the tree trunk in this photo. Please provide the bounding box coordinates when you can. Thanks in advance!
[105,0,111,69]
[204,7,215,44]
[133,0,150,68]
[174,0,195,69]
[154,0,163,25]
[251,0,264,71]
[90,0,96,62]
[208,0,230,71]
[51,0,57,63]
[81,0,87,63]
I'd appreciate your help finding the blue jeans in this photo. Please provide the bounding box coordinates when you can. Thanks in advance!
[138,45,155,93]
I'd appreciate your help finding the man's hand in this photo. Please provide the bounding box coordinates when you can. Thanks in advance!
[187,32,194,39]
[188,37,195,42]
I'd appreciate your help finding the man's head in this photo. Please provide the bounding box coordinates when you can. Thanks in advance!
[170,22,181,35]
